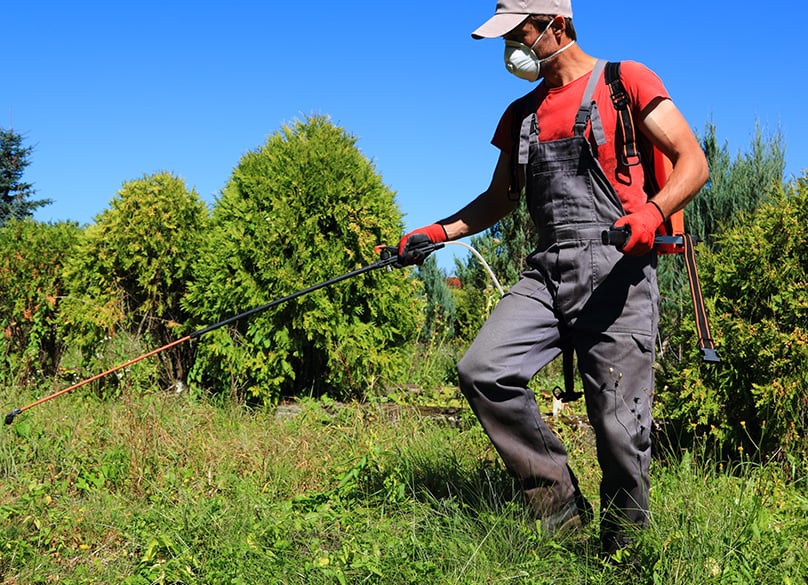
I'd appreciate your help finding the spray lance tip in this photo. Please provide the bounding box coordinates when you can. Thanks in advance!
[4,409,22,425]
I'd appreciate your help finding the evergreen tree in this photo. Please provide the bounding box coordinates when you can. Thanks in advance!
[60,172,209,389]
[184,115,423,401]
[685,122,785,246]
[0,128,51,225]
[453,194,534,292]
[448,195,533,343]
[416,255,456,341]
[481,194,535,287]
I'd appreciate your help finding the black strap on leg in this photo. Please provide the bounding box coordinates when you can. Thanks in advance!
[552,345,583,403]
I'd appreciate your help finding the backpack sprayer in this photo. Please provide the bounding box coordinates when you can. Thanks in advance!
[4,241,443,426]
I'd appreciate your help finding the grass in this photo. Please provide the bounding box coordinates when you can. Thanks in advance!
[1,385,807,584]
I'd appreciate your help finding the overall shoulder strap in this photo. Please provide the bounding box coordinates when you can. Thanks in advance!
[573,59,607,139]
[512,91,537,166]
[509,91,538,196]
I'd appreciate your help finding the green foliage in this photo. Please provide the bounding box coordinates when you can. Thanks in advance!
[448,197,530,344]
[392,339,462,396]
[657,123,785,410]
[448,276,493,345]
[686,123,785,246]
[184,115,423,401]
[0,128,51,225]
[416,255,456,340]
[59,172,209,388]
[450,239,511,347]
[478,194,535,288]
[0,219,81,381]
[658,177,808,471]
[656,124,785,366]
[644,451,808,585]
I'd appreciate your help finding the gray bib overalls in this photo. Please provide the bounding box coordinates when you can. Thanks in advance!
[457,61,658,543]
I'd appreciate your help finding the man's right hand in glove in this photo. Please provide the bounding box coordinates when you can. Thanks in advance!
[396,223,448,266]
[612,201,665,256]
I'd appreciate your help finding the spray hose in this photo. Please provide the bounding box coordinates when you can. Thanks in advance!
[444,241,505,297]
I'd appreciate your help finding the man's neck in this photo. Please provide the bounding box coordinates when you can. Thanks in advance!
[542,45,597,89]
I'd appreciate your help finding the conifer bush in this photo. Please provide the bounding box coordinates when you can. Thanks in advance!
[59,172,209,389]
[184,116,423,401]
[0,219,81,381]
[657,175,808,472]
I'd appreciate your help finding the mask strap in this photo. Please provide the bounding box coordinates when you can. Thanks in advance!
[529,18,556,51]
[537,40,576,66]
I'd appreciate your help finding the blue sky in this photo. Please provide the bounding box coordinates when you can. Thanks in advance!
[6,1,806,270]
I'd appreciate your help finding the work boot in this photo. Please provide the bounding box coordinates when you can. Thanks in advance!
[540,491,593,537]
[599,532,643,572]
[600,531,635,557]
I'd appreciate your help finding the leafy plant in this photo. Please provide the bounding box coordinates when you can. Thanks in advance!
[0,219,81,381]
[184,115,423,401]
[656,123,786,365]
[658,175,808,472]
[59,172,209,389]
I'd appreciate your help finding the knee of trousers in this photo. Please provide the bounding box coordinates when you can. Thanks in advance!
[457,350,485,398]
[456,347,514,402]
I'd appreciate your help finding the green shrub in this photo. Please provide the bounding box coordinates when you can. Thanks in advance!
[656,123,785,366]
[686,123,785,246]
[59,172,209,389]
[658,176,808,473]
[184,115,423,401]
[0,219,81,381]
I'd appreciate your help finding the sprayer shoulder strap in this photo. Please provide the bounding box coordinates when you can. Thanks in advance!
[604,61,642,168]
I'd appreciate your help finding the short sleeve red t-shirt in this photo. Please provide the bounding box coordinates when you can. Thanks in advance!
[492,61,670,213]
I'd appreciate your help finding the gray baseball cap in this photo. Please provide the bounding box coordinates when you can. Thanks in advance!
[471,0,573,39]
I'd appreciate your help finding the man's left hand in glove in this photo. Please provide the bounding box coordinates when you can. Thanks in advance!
[396,223,448,266]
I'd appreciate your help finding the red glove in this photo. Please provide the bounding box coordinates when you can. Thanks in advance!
[612,201,665,256]
[396,223,448,266]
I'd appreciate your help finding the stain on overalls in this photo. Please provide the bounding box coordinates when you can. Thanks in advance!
[457,60,658,541]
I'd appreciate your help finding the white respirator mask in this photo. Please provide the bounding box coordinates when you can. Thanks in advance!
[503,18,576,82]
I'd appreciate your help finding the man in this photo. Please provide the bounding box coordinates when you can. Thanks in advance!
[396,0,708,554]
